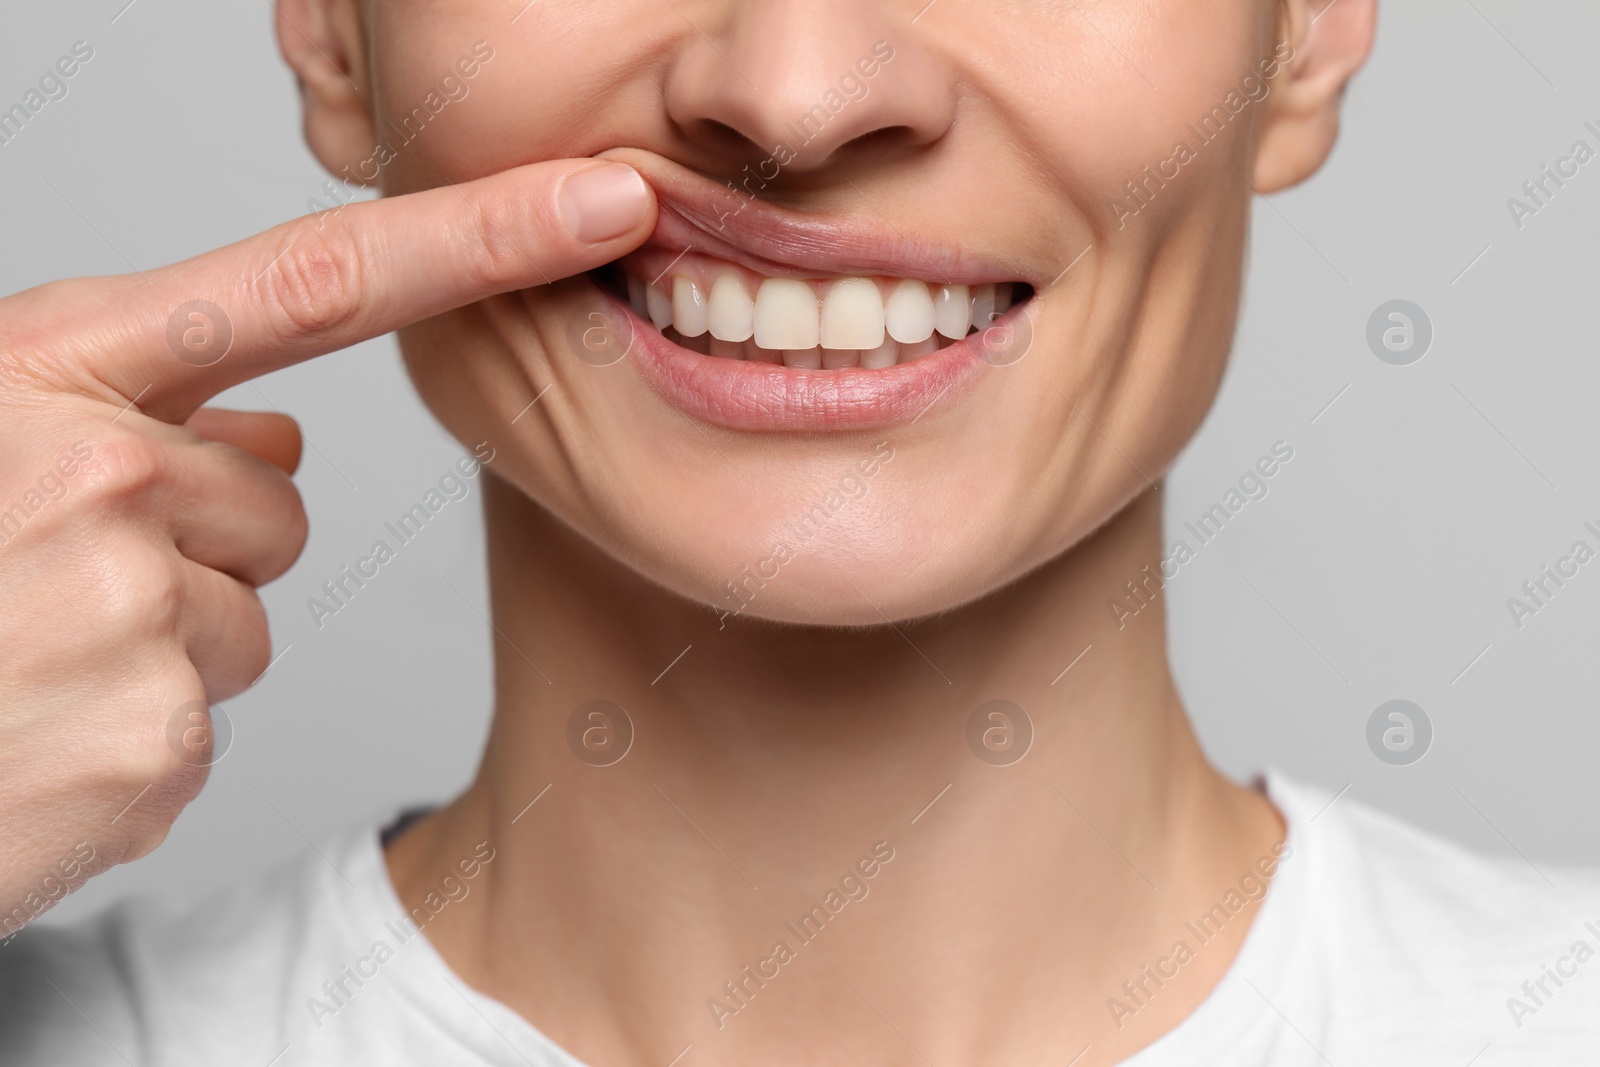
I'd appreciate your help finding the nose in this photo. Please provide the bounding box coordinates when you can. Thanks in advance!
[663,0,957,175]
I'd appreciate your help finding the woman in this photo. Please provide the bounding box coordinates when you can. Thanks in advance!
[0,0,1593,1063]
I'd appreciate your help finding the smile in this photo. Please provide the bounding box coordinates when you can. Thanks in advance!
[585,150,1038,433]
[609,249,1023,370]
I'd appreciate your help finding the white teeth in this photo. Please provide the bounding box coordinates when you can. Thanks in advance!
[754,279,819,350]
[860,338,899,369]
[970,283,996,332]
[630,266,1025,368]
[708,275,755,342]
[820,278,885,350]
[934,284,971,340]
[646,284,673,330]
[885,279,935,344]
[673,277,709,337]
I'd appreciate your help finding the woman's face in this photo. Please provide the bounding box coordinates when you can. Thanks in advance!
[340,0,1289,625]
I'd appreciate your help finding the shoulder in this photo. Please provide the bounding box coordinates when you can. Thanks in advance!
[1268,773,1600,1056]
[0,825,372,1067]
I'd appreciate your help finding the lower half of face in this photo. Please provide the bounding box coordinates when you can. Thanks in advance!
[375,0,1276,625]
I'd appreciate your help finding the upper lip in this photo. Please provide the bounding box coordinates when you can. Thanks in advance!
[598,147,1032,287]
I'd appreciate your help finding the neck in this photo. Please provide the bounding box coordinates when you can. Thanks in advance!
[387,475,1283,1066]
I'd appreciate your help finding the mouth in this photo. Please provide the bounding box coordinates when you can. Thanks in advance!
[599,251,1028,369]
[583,150,1038,433]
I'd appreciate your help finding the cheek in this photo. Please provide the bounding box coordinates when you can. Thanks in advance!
[367,4,673,192]
[987,0,1272,234]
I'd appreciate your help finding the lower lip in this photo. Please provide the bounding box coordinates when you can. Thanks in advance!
[603,286,1011,433]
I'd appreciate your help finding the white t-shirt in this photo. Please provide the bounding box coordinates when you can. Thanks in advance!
[1,773,1596,1065]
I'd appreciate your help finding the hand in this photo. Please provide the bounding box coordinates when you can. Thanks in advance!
[0,159,654,932]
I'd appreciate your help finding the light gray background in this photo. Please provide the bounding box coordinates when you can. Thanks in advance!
[3,1,1595,926]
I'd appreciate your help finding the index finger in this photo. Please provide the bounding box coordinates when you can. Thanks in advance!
[56,159,655,423]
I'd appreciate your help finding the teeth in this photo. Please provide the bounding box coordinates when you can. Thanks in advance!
[629,262,1024,369]
[754,279,819,351]
[970,283,996,332]
[673,277,709,337]
[934,284,970,340]
[885,279,935,344]
[820,278,885,350]
[646,284,673,330]
[708,275,755,342]
[860,338,899,369]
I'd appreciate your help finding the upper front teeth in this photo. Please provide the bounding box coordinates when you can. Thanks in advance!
[673,278,709,338]
[821,278,886,350]
[708,275,755,343]
[885,279,935,344]
[621,255,1017,368]
[754,278,817,350]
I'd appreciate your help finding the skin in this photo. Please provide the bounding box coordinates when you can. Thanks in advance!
[0,0,1375,1064]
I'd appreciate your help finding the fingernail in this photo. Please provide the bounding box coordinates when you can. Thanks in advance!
[559,162,650,244]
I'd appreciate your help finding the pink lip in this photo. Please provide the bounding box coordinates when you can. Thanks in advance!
[599,148,1035,287]
[588,150,1031,432]
[605,285,1019,433]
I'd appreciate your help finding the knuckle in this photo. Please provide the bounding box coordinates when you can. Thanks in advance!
[77,433,166,508]
[115,746,206,832]
[254,217,368,341]
[104,676,210,804]
[98,545,184,639]
[461,190,541,291]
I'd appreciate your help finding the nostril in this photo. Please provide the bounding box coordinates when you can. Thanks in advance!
[812,124,922,168]
[682,118,769,160]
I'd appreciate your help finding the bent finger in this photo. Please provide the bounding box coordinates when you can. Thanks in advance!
[185,408,303,476]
